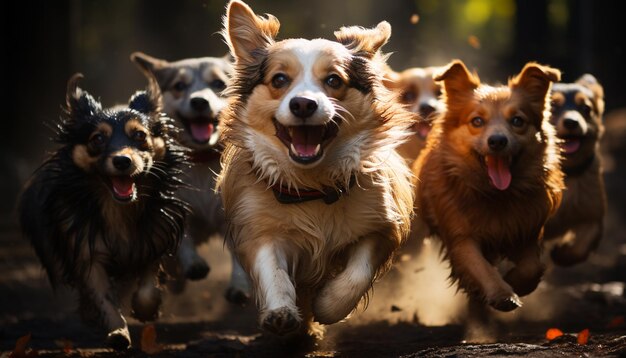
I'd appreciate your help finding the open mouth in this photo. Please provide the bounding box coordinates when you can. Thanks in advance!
[178,114,219,145]
[414,122,432,140]
[560,136,582,155]
[109,176,136,202]
[482,154,512,191]
[273,118,340,165]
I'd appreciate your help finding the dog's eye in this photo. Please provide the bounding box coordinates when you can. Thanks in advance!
[434,87,442,97]
[470,117,484,128]
[510,116,525,128]
[579,103,591,116]
[133,131,147,143]
[402,91,417,103]
[325,74,343,89]
[90,133,106,146]
[173,81,188,92]
[271,73,290,89]
[210,79,226,91]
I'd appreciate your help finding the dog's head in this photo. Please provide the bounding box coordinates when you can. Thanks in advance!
[61,73,174,203]
[131,52,232,150]
[384,66,444,139]
[550,74,604,169]
[435,60,560,191]
[222,0,412,186]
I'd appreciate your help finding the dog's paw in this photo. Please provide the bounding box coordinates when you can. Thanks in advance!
[260,307,301,336]
[487,293,522,312]
[106,327,131,351]
[131,286,162,322]
[184,259,210,280]
[225,286,250,305]
[551,243,588,267]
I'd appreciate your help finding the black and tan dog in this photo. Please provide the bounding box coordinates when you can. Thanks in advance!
[131,52,251,303]
[545,74,606,266]
[18,74,188,350]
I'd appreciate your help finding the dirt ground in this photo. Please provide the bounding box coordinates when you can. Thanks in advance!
[1,112,626,357]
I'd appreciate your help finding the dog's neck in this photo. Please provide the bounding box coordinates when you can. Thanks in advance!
[270,173,356,205]
[187,147,221,163]
[563,153,596,177]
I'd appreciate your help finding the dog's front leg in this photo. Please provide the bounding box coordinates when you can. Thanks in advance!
[551,221,603,266]
[178,231,210,280]
[313,236,387,325]
[447,238,522,312]
[131,262,162,322]
[78,263,130,350]
[504,243,544,296]
[251,243,301,335]
[225,253,251,305]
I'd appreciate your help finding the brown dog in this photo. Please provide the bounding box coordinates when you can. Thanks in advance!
[384,66,445,163]
[218,0,415,336]
[544,74,606,266]
[414,60,564,312]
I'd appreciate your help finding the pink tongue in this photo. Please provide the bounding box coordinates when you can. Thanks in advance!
[562,138,581,154]
[190,123,214,143]
[291,126,324,157]
[414,122,431,139]
[486,155,512,191]
[111,176,135,198]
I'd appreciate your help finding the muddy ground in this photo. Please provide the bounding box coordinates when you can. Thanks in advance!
[1,112,626,357]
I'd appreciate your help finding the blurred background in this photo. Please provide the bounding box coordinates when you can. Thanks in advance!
[1,0,625,220]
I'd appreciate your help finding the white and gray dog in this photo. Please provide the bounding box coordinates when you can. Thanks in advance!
[131,52,250,304]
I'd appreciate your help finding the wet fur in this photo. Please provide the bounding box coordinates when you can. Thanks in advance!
[414,60,564,311]
[18,74,188,349]
[218,0,415,336]
[544,75,606,266]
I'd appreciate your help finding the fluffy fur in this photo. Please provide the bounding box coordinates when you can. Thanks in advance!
[384,66,445,163]
[414,60,564,312]
[131,52,251,303]
[544,74,606,266]
[218,0,415,336]
[18,74,188,350]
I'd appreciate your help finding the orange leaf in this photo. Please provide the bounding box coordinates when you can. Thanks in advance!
[410,14,420,25]
[577,328,590,345]
[141,324,163,355]
[468,35,481,49]
[55,338,73,354]
[545,328,564,340]
[9,333,35,358]
[607,316,625,328]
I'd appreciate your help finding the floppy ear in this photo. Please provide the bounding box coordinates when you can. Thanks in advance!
[434,60,479,103]
[130,52,167,76]
[65,73,102,120]
[334,21,391,58]
[223,0,280,65]
[577,73,605,115]
[128,74,162,116]
[510,63,560,100]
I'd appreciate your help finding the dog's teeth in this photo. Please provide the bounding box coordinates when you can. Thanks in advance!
[314,144,321,155]
[290,143,297,154]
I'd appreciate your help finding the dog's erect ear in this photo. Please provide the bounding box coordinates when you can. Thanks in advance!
[129,74,163,116]
[381,65,401,90]
[334,21,391,57]
[65,73,102,119]
[510,63,560,99]
[130,52,167,76]
[223,0,280,65]
[577,73,605,115]
[435,60,479,101]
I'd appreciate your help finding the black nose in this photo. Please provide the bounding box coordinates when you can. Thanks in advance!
[112,155,132,171]
[488,134,508,152]
[563,118,579,130]
[289,97,318,118]
[419,103,435,118]
[190,97,210,112]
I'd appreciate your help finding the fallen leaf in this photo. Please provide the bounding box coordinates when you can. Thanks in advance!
[55,338,73,354]
[607,316,625,328]
[468,35,481,49]
[577,328,590,345]
[410,14,420,24]
[545,328,564,340]
[141,324,164,355]
[9,333,39,357]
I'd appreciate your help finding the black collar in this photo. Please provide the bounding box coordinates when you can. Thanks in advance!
[271,174,357,205]
[563,153,596,177]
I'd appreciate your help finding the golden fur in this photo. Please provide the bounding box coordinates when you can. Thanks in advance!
[218,0,415,336]
[414,60,564,311]
[544,75,606,266]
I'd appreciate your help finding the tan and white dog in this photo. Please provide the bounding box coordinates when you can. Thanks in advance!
[384,66,445,163]
[218,0,415,336]
[131,53,251,303]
